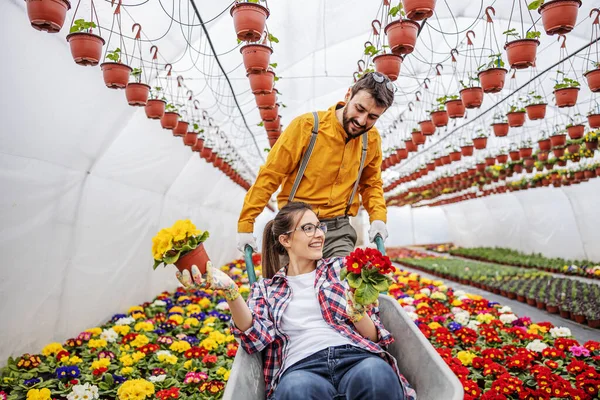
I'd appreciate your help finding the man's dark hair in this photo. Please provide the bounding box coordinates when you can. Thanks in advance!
[349,72,395,109]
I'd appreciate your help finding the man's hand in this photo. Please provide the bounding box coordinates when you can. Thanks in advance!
[368,220,388,243]
[176,261,240,301]
[237,232,258,253]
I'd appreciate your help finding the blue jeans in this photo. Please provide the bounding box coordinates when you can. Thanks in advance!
[271,344,405,400]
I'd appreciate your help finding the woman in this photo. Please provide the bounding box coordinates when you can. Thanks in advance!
[177,202,415,400]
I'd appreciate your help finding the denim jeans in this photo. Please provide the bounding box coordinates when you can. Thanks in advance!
[270,344,405,400]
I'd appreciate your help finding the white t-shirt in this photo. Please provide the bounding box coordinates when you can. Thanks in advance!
[280,269,353,372]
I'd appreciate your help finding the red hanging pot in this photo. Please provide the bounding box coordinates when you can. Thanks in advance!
[567,125,585,139]
[125,83,150,106]
[411,131,426,145]
[397,148,408,160]
[459,87,484,109]
[230,2,269,42]
[259,105,279,121]
[145,99,166,119]
[255,91,277,109]
[504,39,539,70]
[461,145,474,156]
[476,163,486,172]
[449,151,461,162]
[268,131,281,148]
[507,111,526,128]
[550,134,566,147]
[100,62,132,89]
[241,44,273,73]
[539,0,581,36]
[513,163,523,173]
[473,137,487,150]
[430,110,448,127]
[567,143,580,154]
[509,150,520,161]
[441,155,451,165]
[192,138,205,153]
[553,147,565,157]
[588,114,600,129]
[26,0,71,32]
[405,139,418,152]
[554,87,579,108]
[537,151,549,162]
[384,19,420,55]
[492,122,509,137]
[66,32,105,66]
[586,141,599,151]
[478,68,507,93]
[264,118,281,131]
[248,70,275,94]
[161,112,179,130]
[497,154,508,164]
[401,0,436,20]
[538,139,552,151]
[419,120,436,135]
[519,147,533,158]
[183,132,198,146]
[445,99,465,118]
[525,103,547,120]
[584,68,600,92]
[172,121,189,137]
[524,158,535,168]
[373,53,403,81]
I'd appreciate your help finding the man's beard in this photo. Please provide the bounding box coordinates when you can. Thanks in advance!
[342,107,371,139]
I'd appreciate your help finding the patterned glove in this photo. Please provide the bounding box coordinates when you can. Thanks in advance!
[345,290,379,323]
[176,261,240,301]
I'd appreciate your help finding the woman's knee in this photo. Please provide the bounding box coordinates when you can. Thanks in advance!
[274,370,336,400]
[346,357,404,399]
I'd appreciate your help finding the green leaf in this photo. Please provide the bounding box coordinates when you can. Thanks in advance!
[364,45,379,57]
[257,121,264,127]
[526,31,540,39]
[163,251,181,265]
[340,267,348,281]
[354,283,379,305]
[268,33,279,43]
[269,63,278,68]
[346,272,363,289]
[372,278,390,292]
[528,0,544,10]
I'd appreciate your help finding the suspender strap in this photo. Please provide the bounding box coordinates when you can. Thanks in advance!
[288,112,319,202]
[345,133,368,215]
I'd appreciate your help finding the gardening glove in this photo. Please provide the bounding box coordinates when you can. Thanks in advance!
[176,261,240,301]
[368,220,388,243]
[345,290,379,324]
[237,232,258,253]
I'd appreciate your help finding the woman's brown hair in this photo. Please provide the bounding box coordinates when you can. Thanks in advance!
[261,201,313,279]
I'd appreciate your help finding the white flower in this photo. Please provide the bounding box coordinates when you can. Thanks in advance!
[454,290,466,297]
[499,313,518,324]
[216,302,230,311]
[498,306,512,314]
[438,285,448,292]
[451,307,465,315]
[458,295,470,301]
[156,350,172,357]
[467,320,481,331]
[149,374,166,383]
[115,317,135,326]
[100,328,118,343]
[402,297,415,305]
[454,311,470,325]
[152,300,166,307]
[549,327,572,338]
[526,339,548,353]
[406,312,419,321]
[419,288,431,296]
[403,305,416,313]
[67,383,99,400]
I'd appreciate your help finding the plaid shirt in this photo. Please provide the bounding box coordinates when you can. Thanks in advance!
[230,257,417,399]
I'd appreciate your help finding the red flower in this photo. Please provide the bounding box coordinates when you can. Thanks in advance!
[156,387,180,400]
[92,367,108,376]
[541,347,565,359]
[56,350,70,360]
[584,340,600,353]
[121,333,139,344]
[544,359,559,369]
[185,346,208,359]
[202,354,218,366]
[567,359,591,375]
[226,343,238,358]
[139,344,160,354]
[554,338,579,352]
[461,379,481,399]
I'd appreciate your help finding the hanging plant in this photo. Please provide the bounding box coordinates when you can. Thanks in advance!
[247,70,275,94]
[161,103,180,130]
[443,95,465,118]
[182,127,198,146]
[566,114,585,139]
[461,139,474,156]
[473,129,488,150]
[503,28,541,70]
[506,104,526,127]
[588,106,600,129]
[418,119,436,135]
[100,48,132,89]
[125,68,150,106]
[373,53,403,81]
[411,128,426,145]
[429,96,449,127]
[146,87,166,119]
[528,0,582,36]
[583,62,600,93]
[259,104,279,121]
[524,91,547,120]
[553,72,580,107]
[230,1,270,42]
[26,0,71,33]
[255,90,277,109]
[459,79,484,109]
[241,32,275,72]
[401,0,436,20]
[66,19,105,66]
[385,4,420,55]
[405,138,418,152]
[550,128,567,147]
[478,55,507,93]
[519,138,534,158]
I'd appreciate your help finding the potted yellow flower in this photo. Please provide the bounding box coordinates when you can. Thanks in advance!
[152,220,210,274]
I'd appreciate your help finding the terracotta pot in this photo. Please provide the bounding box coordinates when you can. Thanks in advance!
[525,103,547,120]
[411,131,426,145]
[584,68,600,92]
[449,151,461,162]
[430,110,448,127]
[125,83,150,106]
[585,170,597,179]
[573,314,587,324]
[588,113,600,128]
[557,160,567,167]
[586,141,599,151]
[485,157,496,167]
[401,0,435,20]
[441,155,451,165]
[517,295,526,302]
[385,19,420,55]
[460,87,484,109]
[145,99,166,119]
[504,39,539,69]
[554,87,579,108]
[183,132,198,146]
[587,319,600,329]
[478,68,507,93]
[397,148,408,159]
[268,132,280,148]
[497,154,508,164]
[248,70,275,94]
[66,32,105,66]
[539,0,581,36]
[553,147,565,157]
[536,301,546,310]
[545,304,559,314]
[513,164,523,173]
[526,298,537,306]
[550,134,566,147]
[509,151,521,161]
[492,122,509,137]
[373,53,403,81]
[473,137,487,150]
[461,145,474,156]
[537,151,549,162]
[507,292,517,300]
[559,309,570,318]
[241,44,273,72]
[567,125,585,139]
[264,118,281,131]
[574,171,585,180]
[161,112,179,130]
[519,147,533,158]
[172,121,189,137]
[405,139,418,152]
[100,62,132,89]
[192,138,205,153]
[26,0,71,32]
[538,139,551,151]
[445,99,465,118]
[507,111,526,127]
[259,105,279,121]
[419,120,436,135]
[255,91,277,109]
[174,243,210,275]
[230,2,269,42]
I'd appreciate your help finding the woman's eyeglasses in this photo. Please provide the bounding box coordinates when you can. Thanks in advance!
[285,222,328,237]
[371,71,396,93]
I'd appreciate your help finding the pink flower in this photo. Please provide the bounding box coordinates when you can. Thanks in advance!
[569,345,590,357]
[0,390,7,400]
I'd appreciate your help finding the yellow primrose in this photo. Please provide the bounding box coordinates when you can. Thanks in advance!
[120,354,134,367]
[169,306,184,315]
[186,304,201,314]
[130,334,150,348]
[416,302,430,309]
[438,285,448,292]
[431,292,447,301]
[91,358,111,370]
[216,367,228,376]
[128,306,144,314]
[199,298,212,309]
[414,293,427,300]
[183,360,194,370]
[26,388,52,400]
[134,321,154,332]
[170,315,184,325]
[476,314,494,324]
[67,356,82,365]
[457,351,477,366]
[157,354,178,365]
[113,325,131,336]
[239,285,250,294]
[203,316,218,325]
[42,343,64,357]
[177,295,190,303]
[200,326,214,334]
[117,379,155,400]
[170,340,191,353]
[121,366,134,375]
[200,338,218,351]
[85,327,102,336]
[428,322,442,330]
[184,318,199,327]
[465,294,482,301]
[209,331,227,345]
[452,299,463,306]
[132,352,146,362]
[527,324,548,335]
[223,370,231,381]
[88,339,107,349]
[226,334,236,343]
[432,280,444,287]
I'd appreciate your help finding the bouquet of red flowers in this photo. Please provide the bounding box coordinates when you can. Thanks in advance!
[340,247,395,305]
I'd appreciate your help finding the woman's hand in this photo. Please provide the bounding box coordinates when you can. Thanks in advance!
[345,289,378,323]
[176,261,240,301]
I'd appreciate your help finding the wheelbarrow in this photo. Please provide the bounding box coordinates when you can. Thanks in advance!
[223,237,464,400]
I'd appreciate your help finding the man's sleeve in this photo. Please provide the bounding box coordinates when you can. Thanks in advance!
[358,131,387,223]
[237,115,312,233]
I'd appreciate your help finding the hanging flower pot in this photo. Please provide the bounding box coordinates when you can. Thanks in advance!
[192,138,205,153]
[445,99,465,118]
[519,147,533,158]
[506,111,526,127]
[259,105,279,121]
[66,32,105,66]
[385,19,420,55]
[411,130,426,145]
[100,62,132,89]
[476,163,486,172]
[509,150,521,161]
[497,154,508,164]
[449,151,461,162]
[524,158,535,168]
[397,148,408,160]
[504,39,539,69]
[419,120,436,135]
[485,157,496,166]
[553,87,579,108]
[588,114,600,129]
[430,110,448,127]
[550,133,566,147]
[373,53,403,81]
[567,125,585,139]
[461,145,474,156]
[183,131,198,146]
[405,139,418,152]
[125,83,150,106]
[145,99,166,119]
[459,87,484,109]
[538,138,551,151]
[441,155,451,165]
[492,122,509,137]
[264,118,281,131]
[553,147,565,157]
[525,103,547,120]
[256,91,277,109]
[537,151,549,162]
[538,0,581,36]
[248,70,275,94]
[267,131,281,148]
[241,44,273,72]
[478,68,507,93]
[230,2,269,42]
[161,112,179,130]
[26,0,71,33]
[473,137,487,150]
[585,141,598,151]
[402,0,436,20]
[173,121,189,137]
[583,68,600,92]
[567,143,580,154]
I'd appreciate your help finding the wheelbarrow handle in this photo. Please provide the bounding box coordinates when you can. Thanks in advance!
[374,234,386,256]
[244,245,258,285]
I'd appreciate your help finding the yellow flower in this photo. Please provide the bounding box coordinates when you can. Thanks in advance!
[128,306,144,314]
[69,356,83,365]
[209,331,227,345]
[476,314,494,324]
[183,360,194,370]
[428,322,442,330]
[157,354,178,365]
[225,335,236,343]
[120,354,134,367]
[414,293,427,300]
[117,379,155,400]
[91,358,111,370]
[113,325,131,336]
[186,304,201,315]
[177,296,190,303]
[131,334,150,348]
[152,228,174,260]
[416,302,429,309]
[169,306,184,314]
[200,326,214,334]
[452,299,463,306]
[466,294,483,301]
[132,352,146,362]
[26,388,52,400]
[216,367,228,376]
[223,370,231,381]
[88,339,107,349]
[41,342,64,356]
[527,324,548,335]
[203,316,218,325]
[184,318,199,327]
[171,219,200,241]
[170,340,191,353]
[134,322,154,332]
[432,280,444,287]
[457,351,477,366]
[121,366,134,375]
[170,315,184,325]
[421,278,432,285]
[438,285,448,292]
[431,292,447,301]
[199,298,212,309]
[200,338,218,351]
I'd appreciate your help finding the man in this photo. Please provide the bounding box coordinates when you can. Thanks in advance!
[237,72,394,258]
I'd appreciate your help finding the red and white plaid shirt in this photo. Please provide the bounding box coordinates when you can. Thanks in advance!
[230,257,417,399]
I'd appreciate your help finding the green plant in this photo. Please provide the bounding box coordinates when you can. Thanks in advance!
[150,87,166,101]
[527,0,545,10]
[69,19,97,34]
[508,104,525,113]
[503,28,541,40]
[521,138,533,148]
[105,48,122,63]
[475,129,487,138]
[192,123,204,134]
[478,54,505,71]
[493,112,507,123]
[131,68,142,83]
[165,103,178,113]
[566,113,583,127]
[389,2,406,18]
[525,91,545,106]
[553,71,580,90]
[585,129,599,142]
[459,75,480,89]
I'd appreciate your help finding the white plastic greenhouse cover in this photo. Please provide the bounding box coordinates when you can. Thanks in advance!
[1,0,599,364]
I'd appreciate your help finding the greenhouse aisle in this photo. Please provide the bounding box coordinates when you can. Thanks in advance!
[394,262,600,343]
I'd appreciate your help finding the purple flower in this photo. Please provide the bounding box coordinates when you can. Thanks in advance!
[111,313,127,322]
[24,378,40,386]
[512,319,526,327]
[448,322,462,332]
[569,345,590,357]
